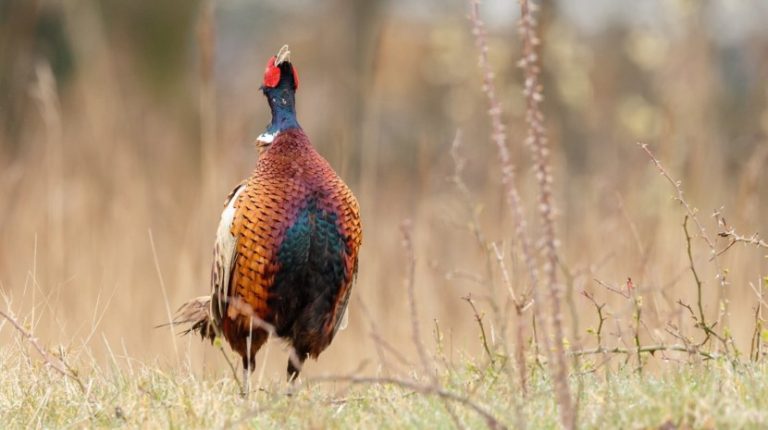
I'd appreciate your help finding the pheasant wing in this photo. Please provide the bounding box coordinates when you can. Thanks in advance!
[210,182,247,330]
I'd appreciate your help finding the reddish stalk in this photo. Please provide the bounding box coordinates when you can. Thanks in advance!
[517,0,574,427]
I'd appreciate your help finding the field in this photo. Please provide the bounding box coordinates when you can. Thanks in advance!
[3,342,768,429]
[1,0,768,429]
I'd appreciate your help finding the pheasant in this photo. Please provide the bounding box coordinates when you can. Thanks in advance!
[175,45,362,393]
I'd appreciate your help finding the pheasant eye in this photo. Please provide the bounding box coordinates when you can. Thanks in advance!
[263,56,281,88]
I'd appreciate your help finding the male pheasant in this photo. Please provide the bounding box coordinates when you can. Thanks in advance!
[176,45,362,392]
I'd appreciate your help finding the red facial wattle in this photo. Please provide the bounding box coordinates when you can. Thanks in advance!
[291,66,299,89]
[262,56,299,90]
[263,57,281,88]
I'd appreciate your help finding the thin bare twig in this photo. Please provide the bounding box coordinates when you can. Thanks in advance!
[517,0,574,426]
[491,243,532,310]
[148,229,179,362]
[401,220,432,379]
[632,294,643,372]
[491,242,532,397]
[449,132,505,350]
[463,294,495,364]
[715,216,768,260]
[683,216,707,330]
[219,346,243,392]
[467,0,540,316]
[580,291,606,348]
[749,277,766,362]
[639,144,717,252]
[0,309,88,395]
[569,344,717,361]
[639,143,730,333]
[357,296,412,372]
[468,3,543,416]
[594,278,631,299]
[310,375,507,430]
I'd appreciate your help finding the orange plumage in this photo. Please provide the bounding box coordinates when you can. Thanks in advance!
[175,46,361,391]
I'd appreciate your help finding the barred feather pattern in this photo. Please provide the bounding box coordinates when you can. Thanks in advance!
[174,183,246,343]
[197,128,362,368]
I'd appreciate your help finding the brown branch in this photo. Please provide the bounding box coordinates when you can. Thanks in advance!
[638,143,730,329]
[580,291,606,348]
[750,279,765,362]
[680,218,732,354]
[517,0,573,425]
[463,294,495,364]
[569,344,717,361]
[675,299,726,347]
[639,144,716,251]
[491,243,524,308]
[683,216,707,329]
[715,224,768,259]
[470,0,569,419]
[632,295,643,372]
[467,0,540,318]
[594,278,631,299]
[491,242,532,397]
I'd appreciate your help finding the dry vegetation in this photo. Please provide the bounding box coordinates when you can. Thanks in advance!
[2,0,768,428]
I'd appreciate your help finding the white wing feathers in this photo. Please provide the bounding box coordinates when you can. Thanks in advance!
[210,183,246,327]
[338,307,349,331]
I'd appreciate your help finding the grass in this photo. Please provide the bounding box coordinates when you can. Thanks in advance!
[3,1,768,429]
[3,340,768,429]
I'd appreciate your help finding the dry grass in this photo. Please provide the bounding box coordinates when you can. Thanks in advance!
[3,336,768,428]
[2,1,768,428]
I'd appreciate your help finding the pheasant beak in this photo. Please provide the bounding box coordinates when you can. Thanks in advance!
[275,45,291,66]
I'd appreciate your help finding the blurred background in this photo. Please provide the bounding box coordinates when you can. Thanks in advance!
[1,0,767,377]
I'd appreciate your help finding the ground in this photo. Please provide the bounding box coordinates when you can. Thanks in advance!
[2,345,767,429]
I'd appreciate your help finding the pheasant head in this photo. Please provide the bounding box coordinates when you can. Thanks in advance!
[257,45,301,148]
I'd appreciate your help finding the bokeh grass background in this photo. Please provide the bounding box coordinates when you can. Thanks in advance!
[1,0,767,386]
